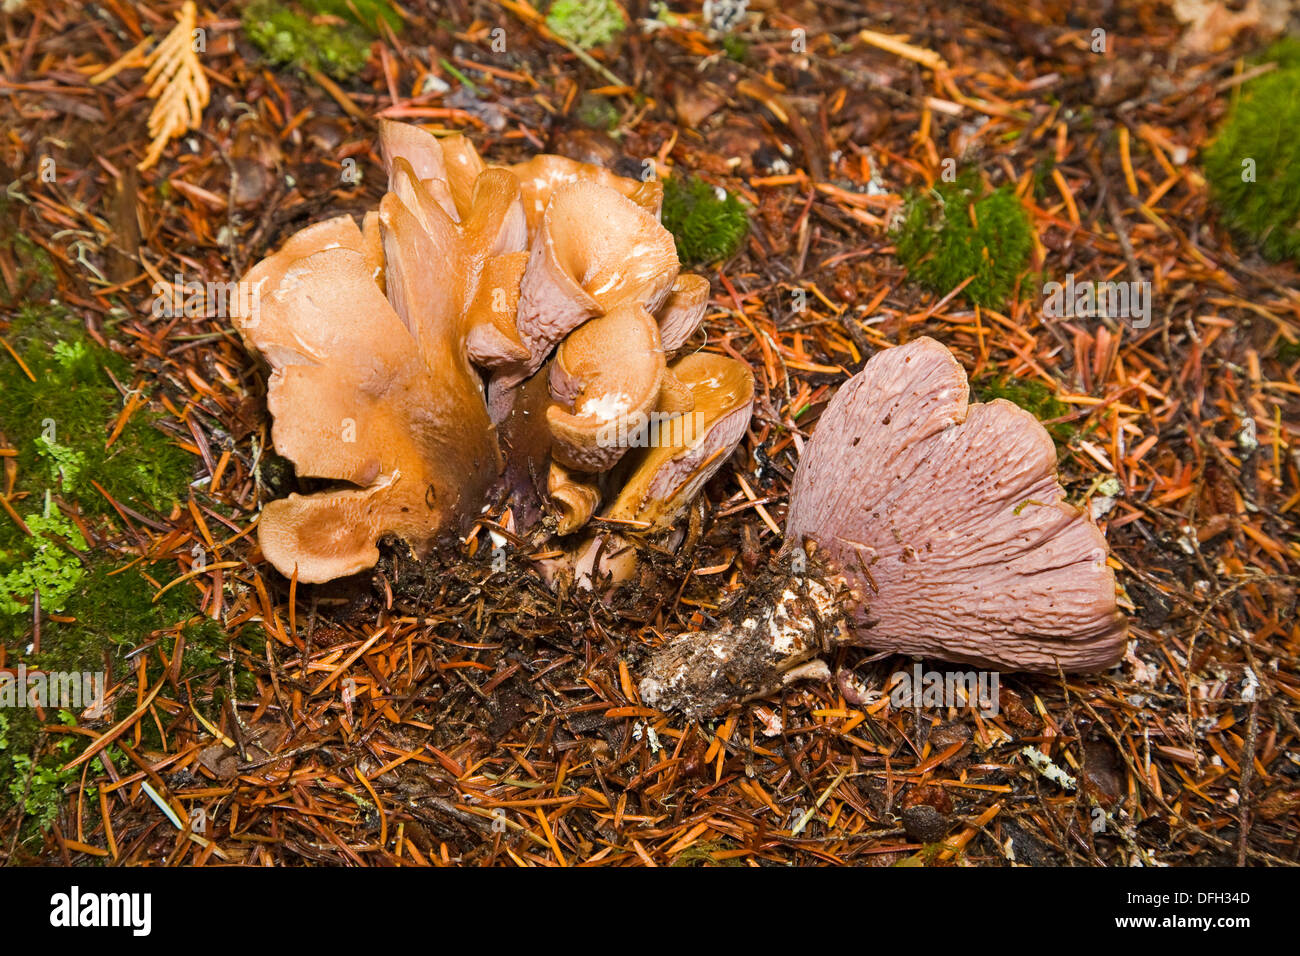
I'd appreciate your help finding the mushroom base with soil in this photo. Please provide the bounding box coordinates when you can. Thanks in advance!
[638,551,847,718]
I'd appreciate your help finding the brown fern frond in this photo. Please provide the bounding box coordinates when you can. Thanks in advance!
[91,2,210,171]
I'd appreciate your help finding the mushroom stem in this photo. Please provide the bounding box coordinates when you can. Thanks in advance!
[638,556,848,718]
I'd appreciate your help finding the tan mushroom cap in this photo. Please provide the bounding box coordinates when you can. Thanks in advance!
[784,336,1126,673]
[465,251,530,369]
[239,120,730,583]
[512,182,679,383]
[547,461,601,535]
[604,352,755,530]
[232,215,371,345]
[379,164,526,376]
[439,133,487,220]
[546,302,666,473]
[655,273,711,353]
[243,245,501,582]
[508,153,664,240]
[378,119,458,220]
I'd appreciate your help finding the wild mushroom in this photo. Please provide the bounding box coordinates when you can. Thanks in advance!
[639,337,1126,716]
[236,128,535,582]
[604,352,755,530]
[655,274,711,353]
[563,351,755,589]
[237,120,734,586]
[235,244,501,582]
[509,153,663,238]
[506,181,679,391]
[546,301,666,473]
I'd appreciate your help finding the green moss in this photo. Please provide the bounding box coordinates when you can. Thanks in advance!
[0,554,225,839]
[241,0,383,80]
[546,0,623,49]
[0,211,59,309]
[0,506,87,617]
[1274,337,1300,363]
[1203,40,1300,262]
[575,92,620,131]
[23,561,194,654]
[0,305,192,523]
[973,373,1076,444]
[0,302,223,844]
[302,0,401,34]
[1252,35,1300,72]
[661,175,750,265]
[1,712,108,836]
[722,35,748,62]
[892,171,1033,309]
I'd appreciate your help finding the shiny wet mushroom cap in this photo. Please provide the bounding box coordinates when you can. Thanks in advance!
[240,244,501,582]
[604,352,756,530]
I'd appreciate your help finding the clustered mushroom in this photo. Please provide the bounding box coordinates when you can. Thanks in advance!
[639,337,1127,717]
[234,120,755,584]
[236,124,1126,713]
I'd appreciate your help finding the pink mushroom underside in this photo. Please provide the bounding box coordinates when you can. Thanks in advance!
[785,338,1125,672]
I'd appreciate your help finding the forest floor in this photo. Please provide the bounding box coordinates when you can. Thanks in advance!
[0,0,1297,866]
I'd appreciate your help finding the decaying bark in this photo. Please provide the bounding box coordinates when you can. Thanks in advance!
[638,553,850,718]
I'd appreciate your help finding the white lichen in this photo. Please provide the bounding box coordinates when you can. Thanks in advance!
[1020,745,1078,790]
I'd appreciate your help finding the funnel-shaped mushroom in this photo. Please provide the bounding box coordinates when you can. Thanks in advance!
[548,462,601,535]
[655,274,711,353]
[509,153,663,240]
[605,352,755,530]
[547,302,666,473]
[640,337,1126,716]
[560,352,755,589]
[238,120,733,587]
[380,163,526,377]
[237,245,502,582]
[510,182,679,385]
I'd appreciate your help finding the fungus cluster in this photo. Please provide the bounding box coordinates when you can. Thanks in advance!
[234,120,754,583]
[235,124,1125,710]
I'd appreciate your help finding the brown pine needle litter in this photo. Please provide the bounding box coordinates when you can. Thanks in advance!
[0,0,1296,867]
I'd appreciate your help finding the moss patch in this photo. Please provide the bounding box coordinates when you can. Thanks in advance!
[973,373,1076,444]
[0,507,88,617]
[241,0,400,80]
[0,712,109,835]
[0,553,244,841]
[661,175,750,265]
[722,35,749,63]
[301,0,401,33]
[0,303,206,840]
[1274,337,1300,363]
[1203,39,1300,262]
[546,0,624,49]
[0,306,192,528]
[575,92,620,131]
[893,171,1032,309]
